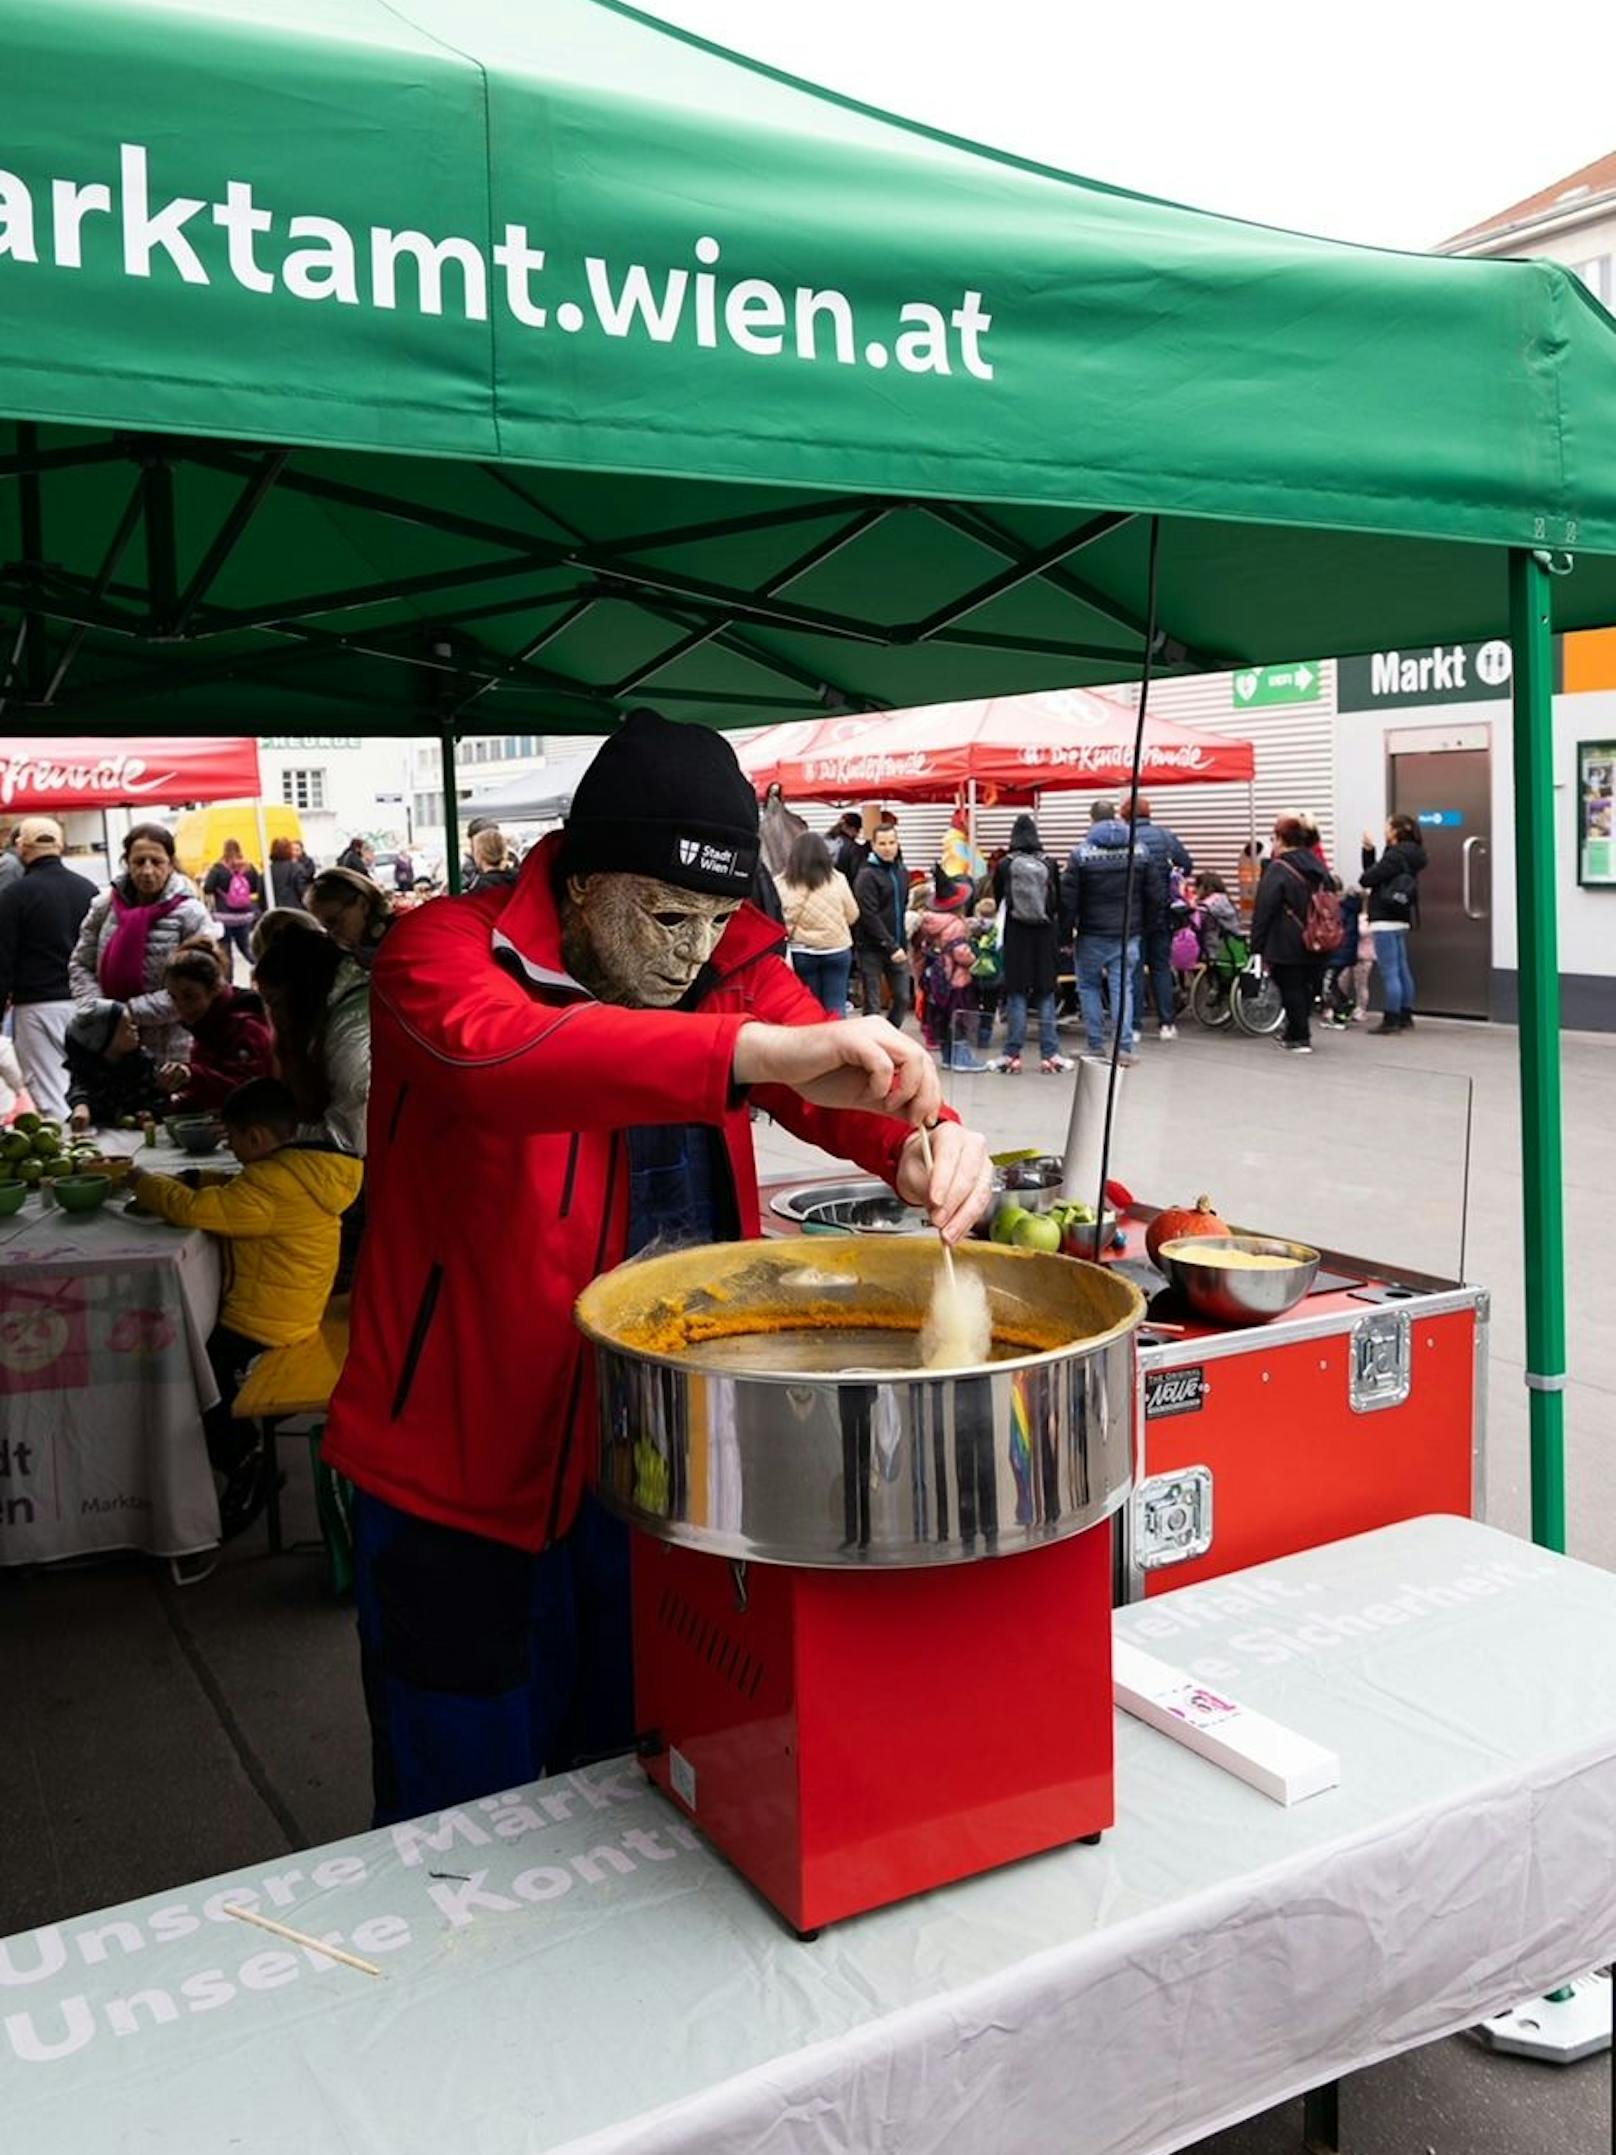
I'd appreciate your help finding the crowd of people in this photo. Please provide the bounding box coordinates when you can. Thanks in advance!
[768,794,1428,1066]
[1247,812,1429,1052]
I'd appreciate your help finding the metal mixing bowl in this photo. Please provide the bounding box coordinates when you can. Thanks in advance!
[576,1236,1144,1567]
[1157,1234,1321,1324]
[768,1179,928,1236]
[982,1156,1067,1234]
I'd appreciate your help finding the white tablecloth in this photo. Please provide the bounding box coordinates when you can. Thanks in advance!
[0,1140,224,1565]
[1,1518,1612,2150]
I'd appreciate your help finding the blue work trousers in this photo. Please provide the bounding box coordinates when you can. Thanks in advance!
[1077,934,1139,1052]
[355,1488,635,1827]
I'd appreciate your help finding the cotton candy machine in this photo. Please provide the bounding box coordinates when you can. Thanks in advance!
[577,1238,1143,1933]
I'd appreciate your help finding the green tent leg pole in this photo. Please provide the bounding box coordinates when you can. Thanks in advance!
[442,731,461,895]
[1508,548,1567,1555]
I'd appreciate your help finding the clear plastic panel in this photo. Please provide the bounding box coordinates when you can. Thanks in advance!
[943,1007,1474,1285]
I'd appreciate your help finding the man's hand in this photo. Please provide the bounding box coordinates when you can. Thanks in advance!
[894,1120,993,1245]
[734,1016,941,1125]
[890,949,909,967]
[157,1062,188,1095]
[69,1105,91,1134]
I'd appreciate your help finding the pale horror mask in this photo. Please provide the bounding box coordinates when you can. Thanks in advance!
[562,872,740,1007]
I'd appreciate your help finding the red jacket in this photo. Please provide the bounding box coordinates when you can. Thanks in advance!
[323,836,917,1552]
[170,987,274,1114]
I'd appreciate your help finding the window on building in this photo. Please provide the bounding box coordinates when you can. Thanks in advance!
[1571,256,1612,306]
[414,791,443,827]
[282,767,327,812]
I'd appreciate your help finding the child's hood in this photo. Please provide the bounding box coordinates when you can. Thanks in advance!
[258,1144,364,1217]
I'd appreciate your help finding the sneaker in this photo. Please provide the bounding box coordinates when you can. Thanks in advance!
[1281,1040,1314,1054]
[988,1055,1022,1075]
[215,1450,283,1541]
[1369,1017,1401,1036]
[1040,1055,1075,1074]
[1158,1024,1178,1041]
[1116,1051,1138,1068]
[1350,1008,1368,1024]
[944,1049,990,1072]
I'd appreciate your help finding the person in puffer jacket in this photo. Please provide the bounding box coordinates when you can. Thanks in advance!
[1059,802,1164,1060]
[72,822,213,1062]
[129,1076,363,1537]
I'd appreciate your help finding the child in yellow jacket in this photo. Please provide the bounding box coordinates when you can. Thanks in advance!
[130,1077,363,1537]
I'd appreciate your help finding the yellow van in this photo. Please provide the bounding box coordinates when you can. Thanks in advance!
[173,803,303,883]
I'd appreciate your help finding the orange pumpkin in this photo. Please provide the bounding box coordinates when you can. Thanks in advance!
[1145,1195,1228,1268]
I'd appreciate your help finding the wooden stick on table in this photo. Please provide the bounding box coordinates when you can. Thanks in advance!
[221,1903,385,1978]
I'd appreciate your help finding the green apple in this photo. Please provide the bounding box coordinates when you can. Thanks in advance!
[1011,1212,1064,1254]
[31,1129,63,1156]
[0,1131,29,1162]
[13,1111,41,1134]
[990,1203,1029,1246]
[17,1158,44,1185]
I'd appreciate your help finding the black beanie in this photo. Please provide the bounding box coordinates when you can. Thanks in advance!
[561,709,760,898]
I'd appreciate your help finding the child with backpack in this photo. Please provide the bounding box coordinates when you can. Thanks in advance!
[968,894,1004,1048]
[913,895,982,1068]
[1321,887,1373,1027]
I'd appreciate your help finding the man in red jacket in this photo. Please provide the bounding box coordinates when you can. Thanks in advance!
[325,711,991,1825]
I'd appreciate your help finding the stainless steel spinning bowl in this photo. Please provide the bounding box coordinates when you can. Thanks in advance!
[576,1238,1144,1568]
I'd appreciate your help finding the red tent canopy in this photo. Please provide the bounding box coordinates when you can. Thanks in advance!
[738,691,1254,804]
[0,737,261,815]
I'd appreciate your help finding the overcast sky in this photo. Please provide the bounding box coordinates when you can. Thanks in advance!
[645,0,1613,251]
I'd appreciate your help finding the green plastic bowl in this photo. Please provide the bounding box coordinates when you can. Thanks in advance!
[52,1175,111,1214]
[0,1179,27,1215]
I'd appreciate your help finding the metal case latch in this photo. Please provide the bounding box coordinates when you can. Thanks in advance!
[1350,1311,1412,1412]
[1135,1468,1214,1569]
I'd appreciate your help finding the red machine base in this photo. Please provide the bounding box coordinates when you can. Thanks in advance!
[633,1524,1115,1934]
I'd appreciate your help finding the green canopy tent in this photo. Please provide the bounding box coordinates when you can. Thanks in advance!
[4,0,1614,1550]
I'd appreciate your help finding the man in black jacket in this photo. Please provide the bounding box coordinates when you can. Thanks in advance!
[852,824,913,1029]
[1059,802,1163,1061]
[0,818,98,1120]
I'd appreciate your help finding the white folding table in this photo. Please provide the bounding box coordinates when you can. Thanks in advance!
[1,1516,1612,2153]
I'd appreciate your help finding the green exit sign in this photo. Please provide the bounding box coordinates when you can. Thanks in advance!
[1232,662,1322,708]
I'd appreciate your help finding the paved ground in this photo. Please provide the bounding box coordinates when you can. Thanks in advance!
[2,1011,1610,2152]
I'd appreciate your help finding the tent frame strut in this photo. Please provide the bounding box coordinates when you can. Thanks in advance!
[3,430,1207,728]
